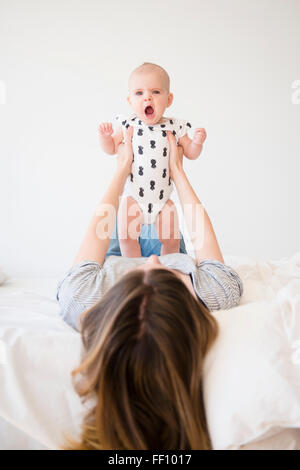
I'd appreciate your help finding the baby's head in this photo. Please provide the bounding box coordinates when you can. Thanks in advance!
[127,62,173,124]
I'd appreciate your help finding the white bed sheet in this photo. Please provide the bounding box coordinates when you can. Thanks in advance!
[0,277,84,450]
[0,253,299,450]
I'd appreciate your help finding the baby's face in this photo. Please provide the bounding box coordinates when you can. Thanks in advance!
[127,71,173,124]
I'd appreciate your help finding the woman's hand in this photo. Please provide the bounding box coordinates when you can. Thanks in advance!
[116,126,134,175]
[167,131,184,179]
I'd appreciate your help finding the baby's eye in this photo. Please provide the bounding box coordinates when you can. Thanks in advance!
[136,91,142,95]
[153,90,160,94]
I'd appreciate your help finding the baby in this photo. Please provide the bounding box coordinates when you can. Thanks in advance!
[99,62,207,257]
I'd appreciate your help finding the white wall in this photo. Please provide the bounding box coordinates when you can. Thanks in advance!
[0,0,299,277]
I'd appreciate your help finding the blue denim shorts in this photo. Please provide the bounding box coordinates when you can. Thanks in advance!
[105,218,187,258]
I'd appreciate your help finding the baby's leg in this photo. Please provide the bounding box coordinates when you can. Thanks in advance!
[154,199,180,255]
[118,196,144,257]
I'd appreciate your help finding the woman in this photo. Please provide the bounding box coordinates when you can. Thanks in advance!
[56,128,243,450]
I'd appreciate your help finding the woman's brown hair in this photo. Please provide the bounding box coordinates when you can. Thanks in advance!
[61,267,219,450]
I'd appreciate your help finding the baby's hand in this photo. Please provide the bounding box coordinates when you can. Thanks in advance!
[192,128,207,146]
[99,122,113,139]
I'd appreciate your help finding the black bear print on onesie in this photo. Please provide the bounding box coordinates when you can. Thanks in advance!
[162,168,166,178]
[163,147,167,157]
[122,120,127,126]
[138,146,143,155]
[150,140,156,149]
[138,120,142,125]
[138,166,144,176]
[130,173,133,182]
[187,122,192,128]
[148,203,153,214]
[168,177,171,186]
[125,123,130,129]
[148,126,154,131]
[172,130,176,136]
[160,124,166,128]
[150,181,155,190]
[159,190,164,200]
[151,159,156,168]
[137,129,143,136]
[162,130,167,137]
[139,187,144,197]
[170,119,174,124]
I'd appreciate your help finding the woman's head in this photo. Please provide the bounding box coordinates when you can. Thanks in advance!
[63,262,219,450]
[129,254,198,299]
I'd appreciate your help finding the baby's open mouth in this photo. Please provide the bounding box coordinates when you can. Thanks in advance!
[144,105,155,117]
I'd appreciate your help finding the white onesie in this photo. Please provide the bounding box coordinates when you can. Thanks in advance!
[114,113,192,225]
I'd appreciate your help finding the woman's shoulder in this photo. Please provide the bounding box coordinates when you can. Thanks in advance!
[191,259,244,311]
[56,257,143,331]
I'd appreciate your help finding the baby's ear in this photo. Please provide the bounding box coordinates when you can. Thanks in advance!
[167,92,173,107]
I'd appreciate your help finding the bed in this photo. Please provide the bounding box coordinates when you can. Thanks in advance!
[0,252,300,450]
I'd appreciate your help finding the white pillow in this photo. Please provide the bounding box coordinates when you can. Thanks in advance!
[239,428,300,450]
[203,279,300,450]
[0,267,8,286]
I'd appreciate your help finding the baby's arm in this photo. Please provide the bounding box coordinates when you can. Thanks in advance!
[178,128,207,160]
[99,122,124,155]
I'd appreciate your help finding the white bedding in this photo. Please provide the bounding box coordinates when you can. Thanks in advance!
[0,252,299,450]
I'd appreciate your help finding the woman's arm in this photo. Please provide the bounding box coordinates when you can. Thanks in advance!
[167,131,224,265]
[72,127,133,267]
